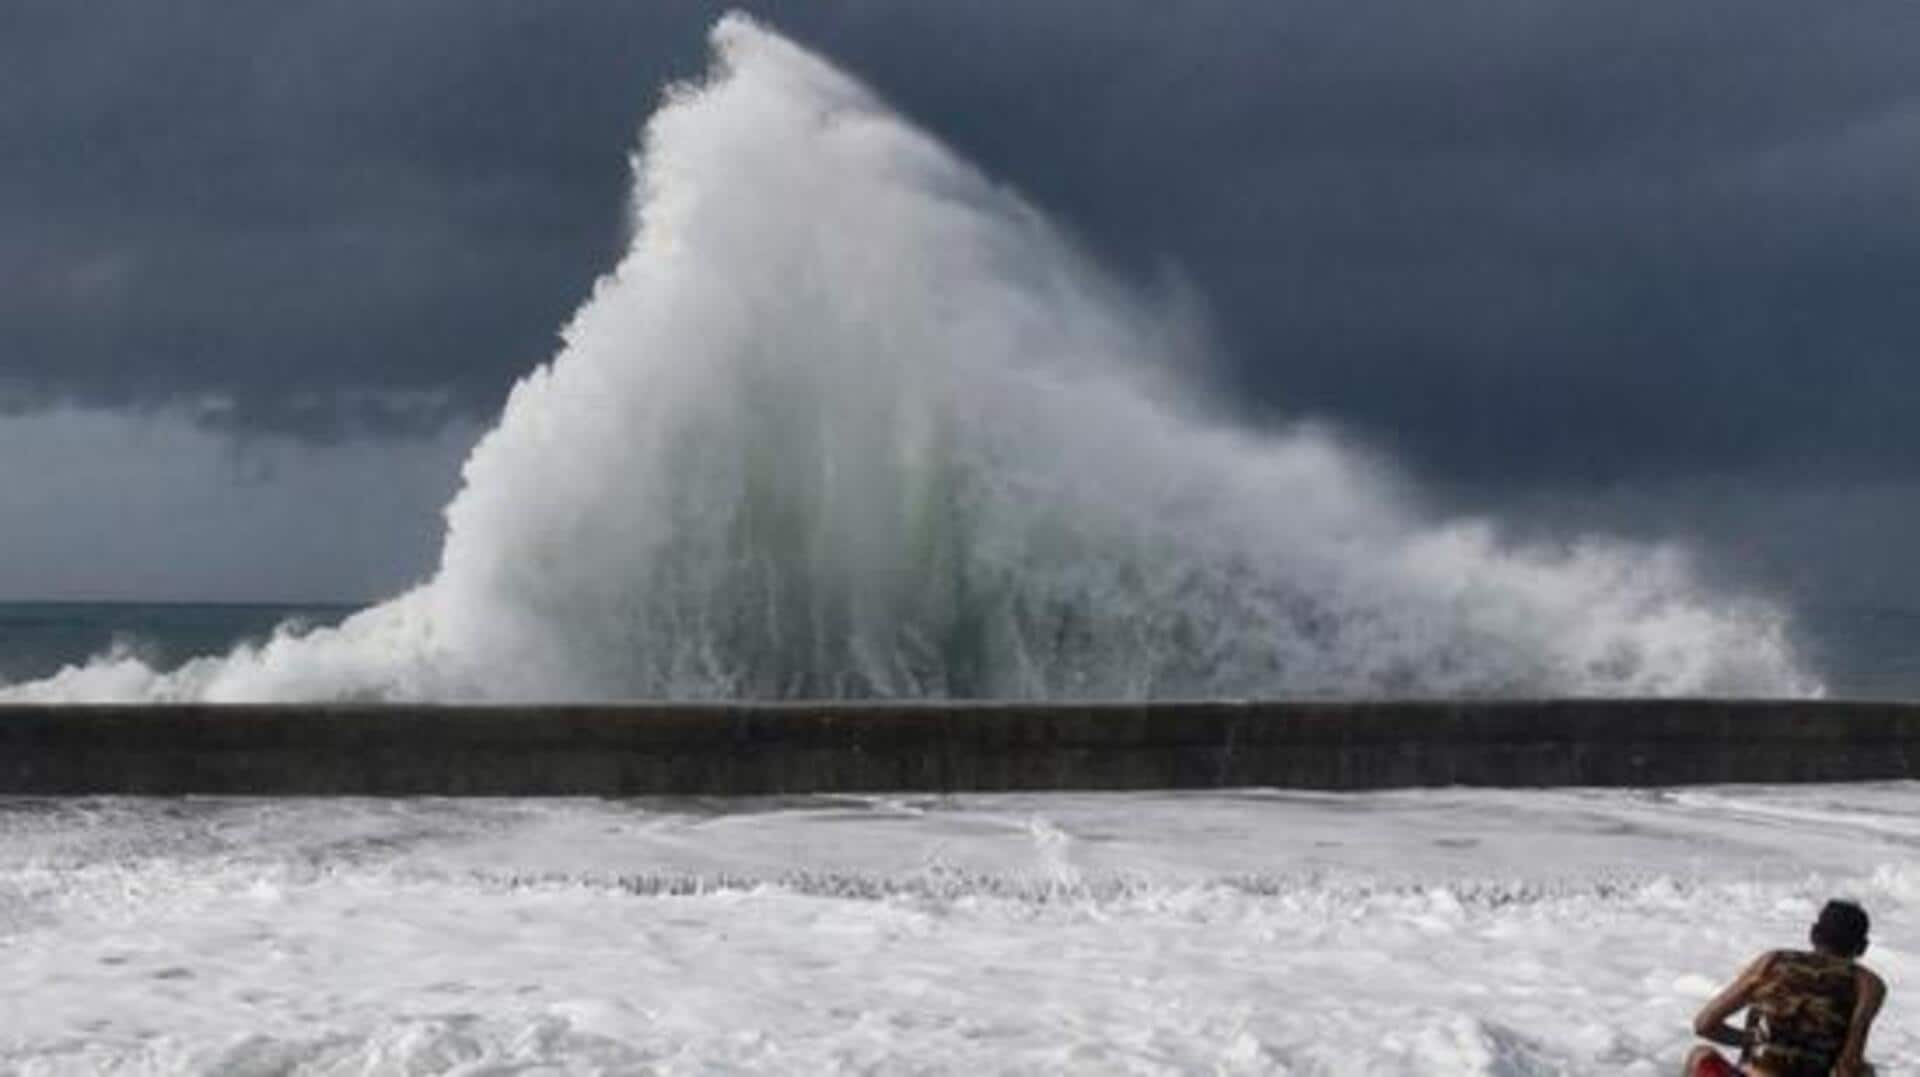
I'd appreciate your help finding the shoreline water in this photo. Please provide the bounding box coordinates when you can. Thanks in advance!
[2,787,1914,1073]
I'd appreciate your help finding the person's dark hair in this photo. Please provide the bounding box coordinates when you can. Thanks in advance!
[1810,900,1870,958]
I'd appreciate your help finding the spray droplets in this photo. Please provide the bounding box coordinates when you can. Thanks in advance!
[3,17,1819,702]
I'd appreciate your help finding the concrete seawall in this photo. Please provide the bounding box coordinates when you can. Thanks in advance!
[2,700,1917,795]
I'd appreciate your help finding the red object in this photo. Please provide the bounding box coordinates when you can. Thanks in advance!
[1691,1053,1741,1077]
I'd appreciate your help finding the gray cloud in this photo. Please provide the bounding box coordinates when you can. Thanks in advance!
[786,1,1920,487]
[2,1,698,435]
[3,1,1919,609]
[7,0,1918,478]
[0,405,476,601]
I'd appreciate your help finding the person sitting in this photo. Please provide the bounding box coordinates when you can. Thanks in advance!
[1684,899,1885,1077]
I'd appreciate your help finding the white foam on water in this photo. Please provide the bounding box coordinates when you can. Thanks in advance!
[0,15,1818,702]
[0,785,1912,1074]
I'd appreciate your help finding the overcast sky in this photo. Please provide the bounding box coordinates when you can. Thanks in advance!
[3,1,1918,612]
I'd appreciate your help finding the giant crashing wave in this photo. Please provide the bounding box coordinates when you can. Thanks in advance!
[2,16,1819,703]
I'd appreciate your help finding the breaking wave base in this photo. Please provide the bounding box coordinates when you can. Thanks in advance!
[2,17,1817,703]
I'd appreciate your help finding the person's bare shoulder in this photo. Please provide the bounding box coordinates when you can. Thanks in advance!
[1856,965,1887,995]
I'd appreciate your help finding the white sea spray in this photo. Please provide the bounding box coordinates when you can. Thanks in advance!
[1,17,1817,702]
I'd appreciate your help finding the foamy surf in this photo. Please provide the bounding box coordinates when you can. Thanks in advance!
[0,787,1912,1073]
[1,16,1818,702]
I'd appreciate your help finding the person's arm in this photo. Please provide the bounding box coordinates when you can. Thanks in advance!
[1833,967,1886,1077]
[1693,952,1774,1048]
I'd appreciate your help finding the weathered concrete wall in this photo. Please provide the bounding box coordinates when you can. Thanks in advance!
[0,700,1916,795]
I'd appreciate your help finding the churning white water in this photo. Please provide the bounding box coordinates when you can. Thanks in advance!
[1,787,1915,1073]
[3,16,1817,702]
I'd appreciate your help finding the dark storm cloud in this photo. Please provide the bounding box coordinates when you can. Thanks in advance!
[783,0,1920,488]
[1,0,702,437]
[5,0,1919,486]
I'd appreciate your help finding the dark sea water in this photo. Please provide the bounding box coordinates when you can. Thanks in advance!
[0,600,1915,699]
[0,602,360,687]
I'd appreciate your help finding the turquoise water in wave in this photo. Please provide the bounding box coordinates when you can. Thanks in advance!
[0,600,1915,698]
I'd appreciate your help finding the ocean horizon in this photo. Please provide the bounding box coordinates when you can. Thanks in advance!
[0,601,360,690]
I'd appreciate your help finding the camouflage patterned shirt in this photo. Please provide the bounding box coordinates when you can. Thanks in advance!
[1743,950,1859,1077]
